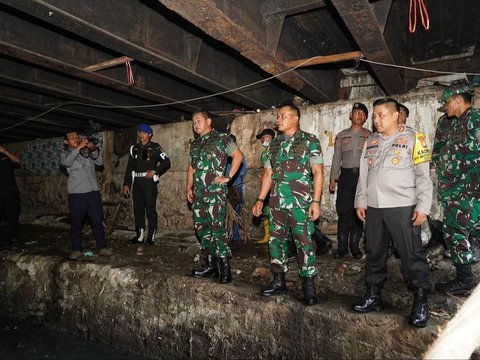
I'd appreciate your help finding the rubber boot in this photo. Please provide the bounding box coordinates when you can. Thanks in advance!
[349,234,363,259]
[435,264,477,295]
[334,234,349,259]
[312,228,332,256]
[352,284,383,313]
[129,228,145,244]
[408,288,429,327]
[257,219,270,244]
[192,255,219,278]
[219,257,232,283]
[261,272,288,297]
[303,277,318,305]
[145,228,156,246]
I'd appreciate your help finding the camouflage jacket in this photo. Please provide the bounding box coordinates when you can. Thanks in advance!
[432,115,451,168]
[432,115,452,192]
[440,107,480,198]
[189,129,236,199]
[265,129,323,209]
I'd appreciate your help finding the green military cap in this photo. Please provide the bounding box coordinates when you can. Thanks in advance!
[439,80,472,104]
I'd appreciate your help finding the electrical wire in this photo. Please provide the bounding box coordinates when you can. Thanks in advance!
[2,54,480,134]
[359,58,480,76]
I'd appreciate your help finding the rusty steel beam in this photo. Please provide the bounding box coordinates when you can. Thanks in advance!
[330,0,405,95]
[0,94,132,130]
[0,43,187,123]
[0,41,197,116]
[1,0,276,110]
[262,0,326,17]
[158,0,336,103]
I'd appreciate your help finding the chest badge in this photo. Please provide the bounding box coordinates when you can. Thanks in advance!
[391,157,400,165]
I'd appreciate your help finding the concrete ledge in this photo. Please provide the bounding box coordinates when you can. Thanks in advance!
[0,251,440,359]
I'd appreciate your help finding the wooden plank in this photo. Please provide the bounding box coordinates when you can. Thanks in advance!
[285,51,364,68]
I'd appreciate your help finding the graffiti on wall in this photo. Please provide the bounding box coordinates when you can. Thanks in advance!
[20,133,103,176]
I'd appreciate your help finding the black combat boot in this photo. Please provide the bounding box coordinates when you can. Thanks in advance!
[334,234,349,259]
[192,255,219,278]
[261,272,288,296]
[349,234,363,259]
[218,257,232,284]
[145,228,156,246]
[303,276,318,305]
[352,284,383,313]
[408,288,429,327]
[435,264,477,295]
[129,228,145,244]
[312,228,332,256]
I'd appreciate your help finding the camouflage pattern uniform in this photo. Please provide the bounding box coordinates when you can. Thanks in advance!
[431,114,452,207]
[439,108,480,265]
[265,130,323,277]
[189,129,237,259]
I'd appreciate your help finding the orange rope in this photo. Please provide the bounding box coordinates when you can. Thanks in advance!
[409,0,430,33]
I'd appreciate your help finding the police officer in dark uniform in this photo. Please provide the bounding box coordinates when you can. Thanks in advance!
[329,102,371,259]
[122,124,171,245]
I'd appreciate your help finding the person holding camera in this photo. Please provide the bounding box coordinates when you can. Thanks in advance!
[61,131,111,260]
[122,124,171,245]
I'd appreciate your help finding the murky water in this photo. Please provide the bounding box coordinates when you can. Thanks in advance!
[0,315,146,359]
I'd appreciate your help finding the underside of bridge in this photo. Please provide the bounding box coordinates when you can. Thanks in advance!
[1,0,479,143]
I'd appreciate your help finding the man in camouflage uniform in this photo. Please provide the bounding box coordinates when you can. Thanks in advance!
[434,82,480,295]
[252,103,323,305]
[187,110,244,284]
[329,102,371,259]
[353,98,432,327]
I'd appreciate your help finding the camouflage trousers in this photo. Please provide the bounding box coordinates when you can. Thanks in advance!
[192,193,230,259]
[443,195,480,265]
[269,207,317,277]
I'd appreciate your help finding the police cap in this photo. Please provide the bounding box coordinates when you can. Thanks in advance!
[352,102,368,117]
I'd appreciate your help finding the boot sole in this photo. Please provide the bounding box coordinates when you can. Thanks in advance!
[192,273,219,278]
[409,319,428,327]
[352,305,383,313]
[261,290,288,297]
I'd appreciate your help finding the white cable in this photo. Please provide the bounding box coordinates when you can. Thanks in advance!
[360,58,480,76]
[2,55,480,134]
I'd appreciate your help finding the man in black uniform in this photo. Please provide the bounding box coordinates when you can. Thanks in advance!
[329,103,371,259]
[122,124,171,245]
[0,145,21,246]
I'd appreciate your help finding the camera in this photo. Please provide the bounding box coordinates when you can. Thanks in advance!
[82,135,99,146]
[79,134,100,157]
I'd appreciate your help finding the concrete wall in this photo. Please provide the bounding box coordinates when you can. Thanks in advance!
[14,87,450,230]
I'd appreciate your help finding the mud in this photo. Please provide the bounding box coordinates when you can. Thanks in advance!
[0,219,478,359]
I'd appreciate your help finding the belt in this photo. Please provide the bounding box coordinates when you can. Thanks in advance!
[341,167,359,174]
[134,172,148,177]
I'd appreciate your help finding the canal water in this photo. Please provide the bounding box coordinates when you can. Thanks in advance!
[0,314,146,359]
